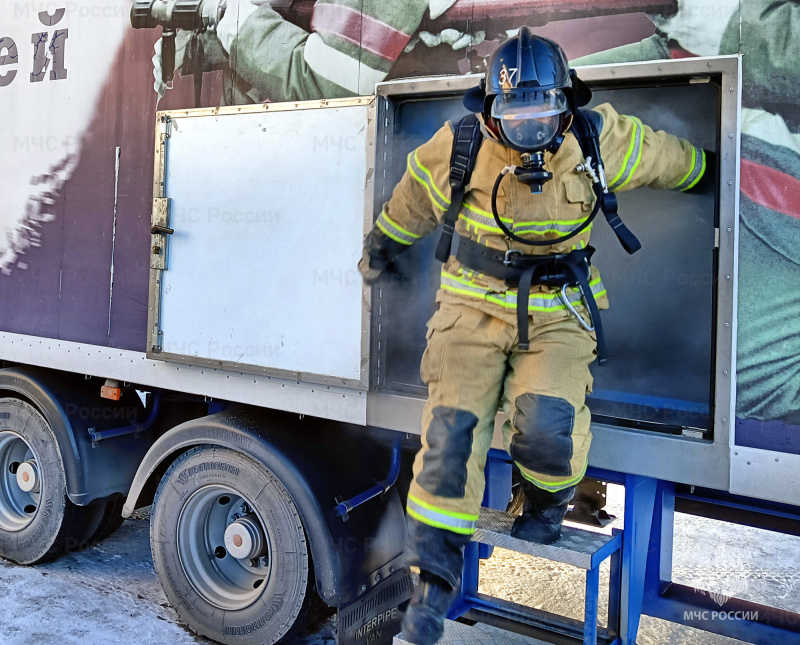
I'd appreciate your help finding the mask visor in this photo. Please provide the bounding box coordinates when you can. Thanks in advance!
[491,88,568,151]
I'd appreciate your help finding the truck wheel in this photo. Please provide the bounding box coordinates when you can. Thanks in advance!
[151,446,319,645]
[88,497,126,543]
[0,398,98,564]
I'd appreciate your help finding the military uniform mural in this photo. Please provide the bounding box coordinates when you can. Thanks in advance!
[143,0,676,105]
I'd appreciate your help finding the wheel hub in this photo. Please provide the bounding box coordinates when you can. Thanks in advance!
[0,431,40,532]
[177,485,272,610]
[224,514,265,560]
[16,460,39,494]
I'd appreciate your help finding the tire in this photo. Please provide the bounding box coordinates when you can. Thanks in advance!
[0,397,101,564]
[151,446,321,645]
[87,496,126,544]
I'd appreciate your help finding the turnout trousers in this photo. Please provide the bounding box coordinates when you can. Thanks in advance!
[405,300,597,587]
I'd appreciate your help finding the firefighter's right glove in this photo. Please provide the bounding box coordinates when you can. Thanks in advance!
[359,227,412,285]
[358,251,384,285]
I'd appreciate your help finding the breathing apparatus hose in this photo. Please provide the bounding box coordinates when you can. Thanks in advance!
[490,168,603,246]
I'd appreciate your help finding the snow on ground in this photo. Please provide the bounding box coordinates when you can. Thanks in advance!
[0,509,335,645]
[1,489,798,645]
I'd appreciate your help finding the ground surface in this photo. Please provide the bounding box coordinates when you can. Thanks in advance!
[479,486,800,645]
[1,488,798,645]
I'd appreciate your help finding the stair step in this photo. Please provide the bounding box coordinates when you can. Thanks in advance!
[472,507,622,570]
[394,618,552,645]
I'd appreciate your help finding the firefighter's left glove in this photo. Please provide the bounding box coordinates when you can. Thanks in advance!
[358,251,384,285]
[683,150,716,196]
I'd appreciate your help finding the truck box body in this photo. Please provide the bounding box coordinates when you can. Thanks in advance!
[0,3,798,499]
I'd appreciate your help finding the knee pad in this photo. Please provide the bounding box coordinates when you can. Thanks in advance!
[511,393,575,477]
[418,407,478,498]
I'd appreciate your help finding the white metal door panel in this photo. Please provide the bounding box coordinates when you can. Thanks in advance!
[154,101,373,385]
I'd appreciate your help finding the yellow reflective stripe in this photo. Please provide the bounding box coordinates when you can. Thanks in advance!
[613,117,644,190]
[439,286,606,312]
[408,150,450,211]
[460,202,592,237]
[517,459,588,492]
[682,149,707,191]
[376,220,412,245]
[440,272,606,312]
[516,216,591,226]
[408,165,448,212]
[459,213,504,234]
[413,153,451,206]
[441,282,493,301]
[381,212,420,239]
[674,146,697,190]
[677,147,707,192]
[443,271,603,298]
[376,212,420,246]
[407,508,475,535]
[463,201,512,224]
[407,495,478,535]
[484,288,607,312]
[408,495,478,522]
[608,116,639,187]
[459,214,593,237]
[514,223,595,236]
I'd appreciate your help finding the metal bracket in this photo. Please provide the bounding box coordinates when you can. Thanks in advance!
[150,197,171,270]
[158,116,172,138]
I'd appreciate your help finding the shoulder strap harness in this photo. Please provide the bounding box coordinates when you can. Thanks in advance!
[435,114,485,263]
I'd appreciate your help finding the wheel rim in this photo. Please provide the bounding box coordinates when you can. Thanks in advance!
[0,432,41,532]
[177,485,272,611]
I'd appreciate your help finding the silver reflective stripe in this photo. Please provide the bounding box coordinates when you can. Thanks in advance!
[514,219,593,235]
[608,116,644,190]
[376,212,420,246]
[408,151,450,211]
[458,203,505,234]
[406,497,477,532]
[458,203,590,237]
[441,271,606,312]
[675,146,706,191]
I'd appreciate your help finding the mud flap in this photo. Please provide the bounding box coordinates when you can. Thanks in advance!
[338,569,413,645]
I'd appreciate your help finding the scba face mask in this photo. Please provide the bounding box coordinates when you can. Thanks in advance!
[490,88,568,153]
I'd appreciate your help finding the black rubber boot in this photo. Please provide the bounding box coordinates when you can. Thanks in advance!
[400,572,458,645]
[510,482,576,545]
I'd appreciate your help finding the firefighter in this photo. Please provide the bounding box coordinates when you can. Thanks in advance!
[359,28,709,644]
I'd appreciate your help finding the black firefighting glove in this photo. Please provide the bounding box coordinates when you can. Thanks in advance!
[684,150,716,196]
[358,228,410,285]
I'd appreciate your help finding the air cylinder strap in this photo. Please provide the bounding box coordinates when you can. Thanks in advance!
[435,115,485,262]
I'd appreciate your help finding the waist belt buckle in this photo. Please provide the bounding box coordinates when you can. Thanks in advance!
[504,249,522,266]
